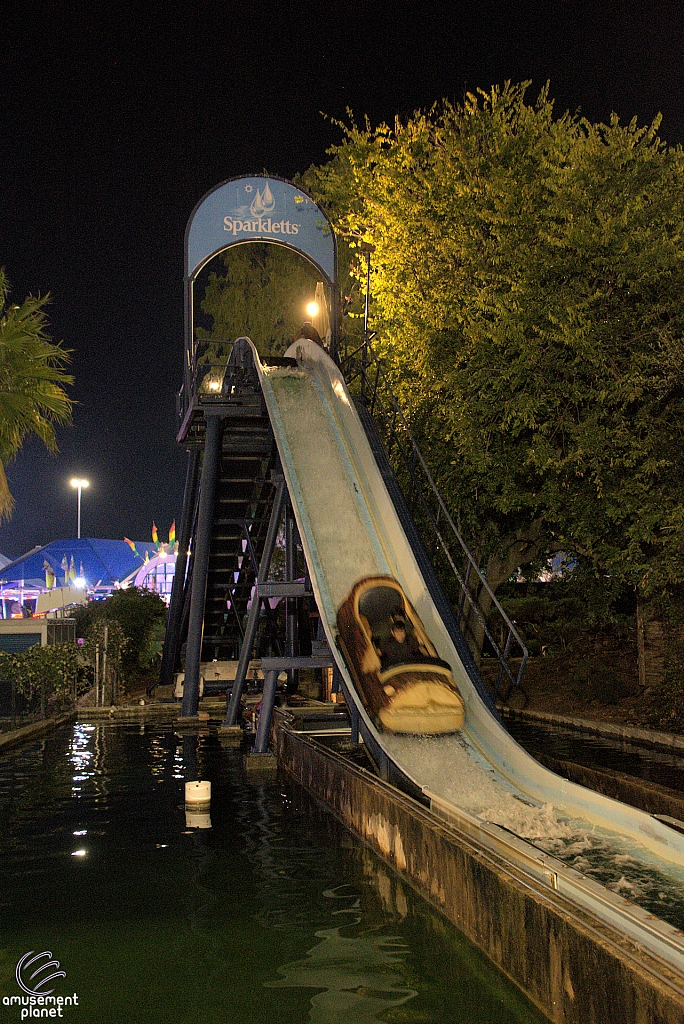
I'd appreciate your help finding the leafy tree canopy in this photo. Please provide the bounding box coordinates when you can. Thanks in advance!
[197,243,324,356]
[0,271,73,517]
[303,83,684,596]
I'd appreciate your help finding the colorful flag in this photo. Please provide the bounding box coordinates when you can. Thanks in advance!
[69,555,76,582]
[44,560,55,590]
[152,522,159,545]
[168,520,176,546]
[61,554,69,585]
[123,537,141,560]
[79,561,85,580]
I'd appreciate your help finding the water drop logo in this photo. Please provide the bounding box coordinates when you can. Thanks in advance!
[250,182,275,217]
[15,951,66,996]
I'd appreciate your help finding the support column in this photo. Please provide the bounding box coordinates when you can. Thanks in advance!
[285,505,298,688]
[181,413,223,718]
[158,449,200,691]
[253,670,279,754]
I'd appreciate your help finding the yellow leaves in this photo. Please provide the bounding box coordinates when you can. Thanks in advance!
[304,86,684,587]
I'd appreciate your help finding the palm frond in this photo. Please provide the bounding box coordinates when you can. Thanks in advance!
[0,460,15,520]
[0,271,74,506]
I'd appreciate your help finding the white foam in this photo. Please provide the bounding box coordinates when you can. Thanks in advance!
[382,731,684,927]
[383,732,577,841]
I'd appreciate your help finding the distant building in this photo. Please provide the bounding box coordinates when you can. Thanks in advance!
[0,538,176,617]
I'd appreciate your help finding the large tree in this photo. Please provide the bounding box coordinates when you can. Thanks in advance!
[197,243,323,356]
[0,271,73,516]
[304,83,684,602]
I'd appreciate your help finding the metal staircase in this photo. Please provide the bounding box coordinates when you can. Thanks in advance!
[159,340,279,703]
[201,455,277,660]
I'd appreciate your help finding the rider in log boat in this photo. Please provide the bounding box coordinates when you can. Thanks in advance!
[336,576,465,735]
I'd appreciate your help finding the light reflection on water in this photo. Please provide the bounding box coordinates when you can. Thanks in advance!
[0,722,545,1024]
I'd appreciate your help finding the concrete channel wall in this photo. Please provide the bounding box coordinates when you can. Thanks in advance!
[0,711,76,753]
[274,722,684,1024]
[505,708,684,756]
[501,709,684,821]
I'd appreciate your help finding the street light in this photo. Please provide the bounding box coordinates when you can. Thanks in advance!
[70,478,89,539]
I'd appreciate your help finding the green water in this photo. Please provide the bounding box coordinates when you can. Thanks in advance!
[0,722,546,1023]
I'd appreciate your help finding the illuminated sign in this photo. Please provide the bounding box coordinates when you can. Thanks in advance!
[186,176,336,283]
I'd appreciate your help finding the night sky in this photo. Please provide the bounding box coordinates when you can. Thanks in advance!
[2,1,683,558]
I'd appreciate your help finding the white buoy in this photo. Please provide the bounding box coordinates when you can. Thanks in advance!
[185,780,211,804]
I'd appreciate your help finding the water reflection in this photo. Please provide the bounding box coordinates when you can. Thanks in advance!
[0,723,546,1023]
[269,886,417,1023]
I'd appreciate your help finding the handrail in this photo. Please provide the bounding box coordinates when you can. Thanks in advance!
[177,339,264,428]
[340,339,528,698]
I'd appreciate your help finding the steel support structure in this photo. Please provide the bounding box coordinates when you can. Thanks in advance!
[253,656,334,755]
[156,449,200,693]
[223,476,288,726]
[181,412,224,718]
[284,506,298,686]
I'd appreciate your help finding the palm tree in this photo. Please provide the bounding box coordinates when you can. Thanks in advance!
[0,270,73,516]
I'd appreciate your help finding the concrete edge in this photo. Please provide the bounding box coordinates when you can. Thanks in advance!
[532,751,684,822]
[0,711,76,753]
[502,707,684,754]
[76,704,180,721]
[274,722,684,1024]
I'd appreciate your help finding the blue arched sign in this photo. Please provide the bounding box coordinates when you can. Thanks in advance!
[186,175,336,283]
[184,175,338,365]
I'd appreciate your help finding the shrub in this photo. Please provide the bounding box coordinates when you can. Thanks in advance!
[75,587,167,679]
[0,642,81,715]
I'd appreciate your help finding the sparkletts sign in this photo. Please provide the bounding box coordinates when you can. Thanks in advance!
[186,176,336,283]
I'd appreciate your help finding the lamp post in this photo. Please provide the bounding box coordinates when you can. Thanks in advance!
[70,478,89,539]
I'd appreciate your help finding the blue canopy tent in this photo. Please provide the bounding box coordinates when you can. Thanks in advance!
[0,539,159,614]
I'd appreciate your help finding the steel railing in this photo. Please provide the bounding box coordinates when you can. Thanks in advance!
[340,338,528,700]
[177,340,262,427]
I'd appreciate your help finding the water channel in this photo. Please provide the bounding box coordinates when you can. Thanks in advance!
[0,721,546,1024]
[504,716,684,792]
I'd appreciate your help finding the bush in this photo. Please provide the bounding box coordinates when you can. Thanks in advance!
[500,589,586,656]
[0,642,82,715]
[640,625,684,732]
[75,587,167,680]
[499,565,636,658]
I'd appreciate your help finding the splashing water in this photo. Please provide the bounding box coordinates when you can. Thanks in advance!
[383,732,684,930]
